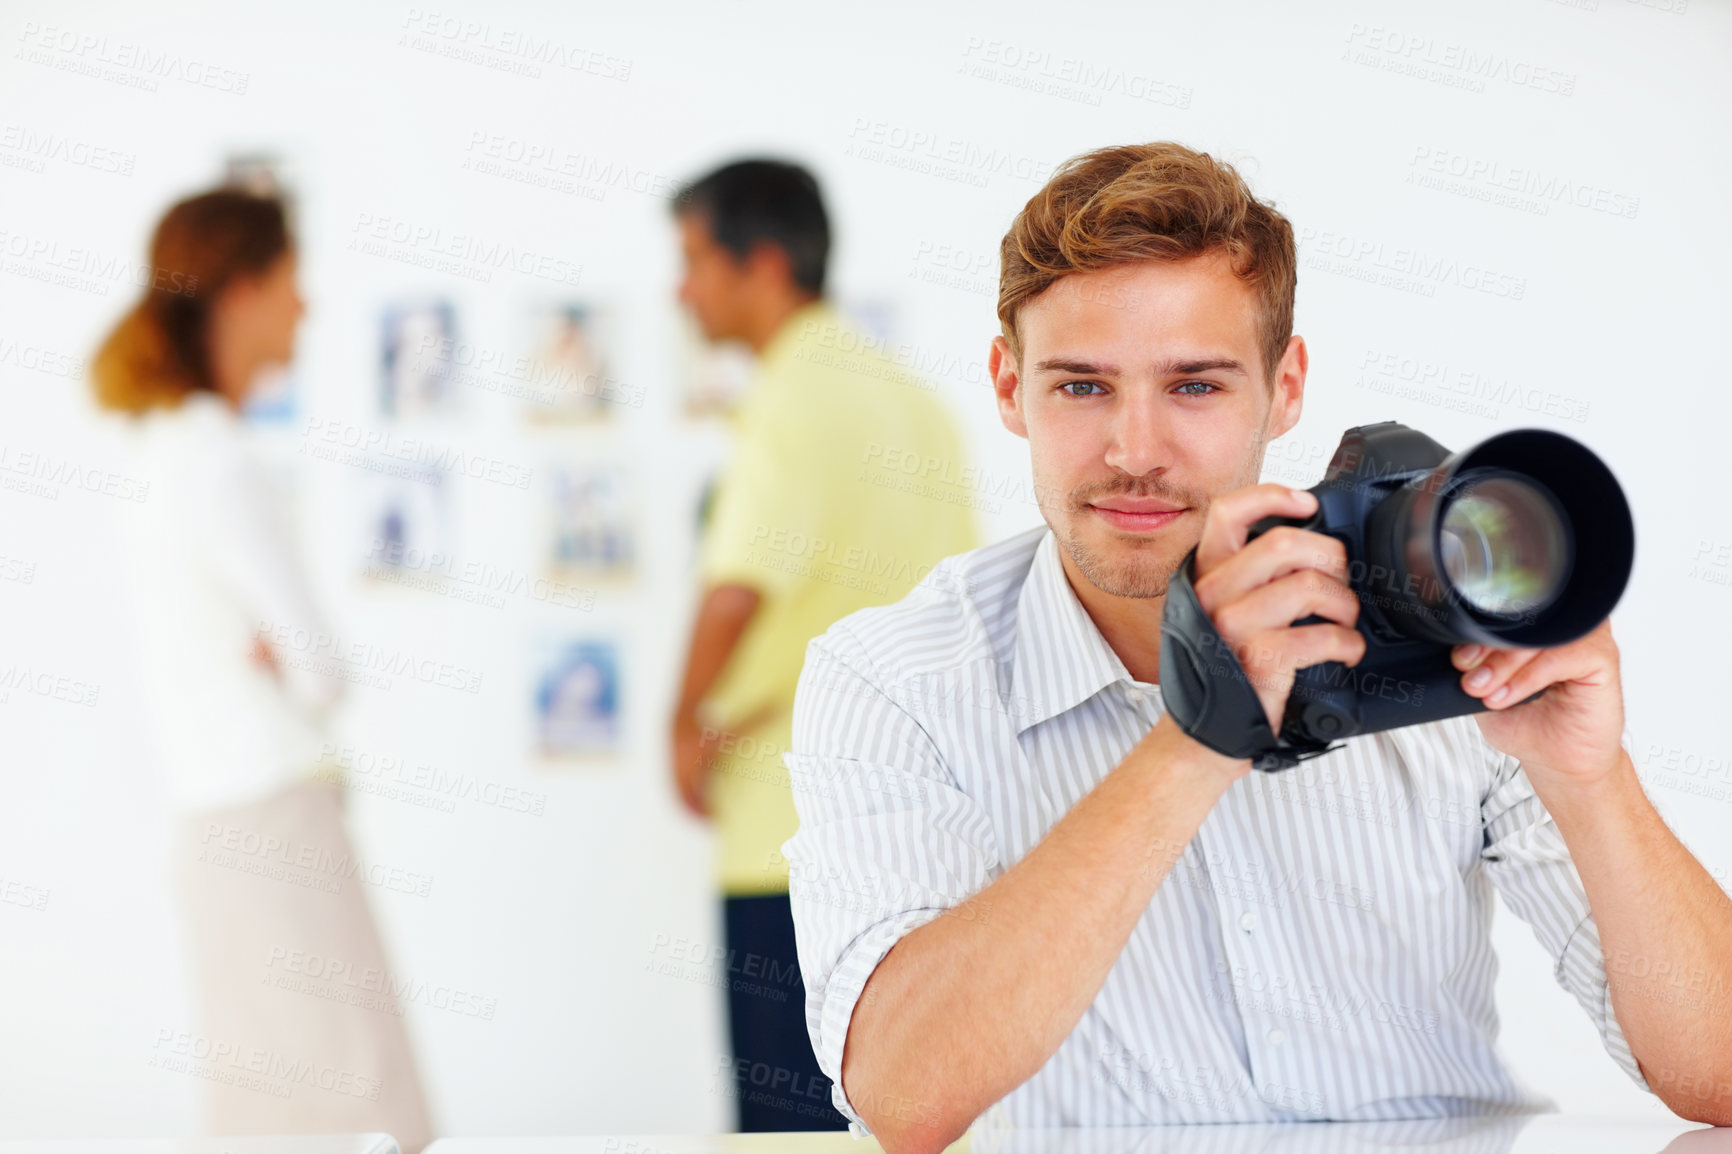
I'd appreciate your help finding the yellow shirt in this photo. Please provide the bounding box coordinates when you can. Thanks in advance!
[698,300,979,895]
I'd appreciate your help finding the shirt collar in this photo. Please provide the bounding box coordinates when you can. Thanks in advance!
[758,298,837,373]
[1009,529,1143,734]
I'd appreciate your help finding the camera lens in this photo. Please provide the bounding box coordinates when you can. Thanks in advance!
[1364,427,1631,648]
[1438,472,1572,618]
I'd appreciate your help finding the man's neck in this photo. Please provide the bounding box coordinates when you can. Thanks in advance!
[1055,544,1168,685]
[742,291,820,355]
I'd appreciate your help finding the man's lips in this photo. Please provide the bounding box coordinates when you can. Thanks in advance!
[1092,497,1187,514]
[1088,500,1190,532]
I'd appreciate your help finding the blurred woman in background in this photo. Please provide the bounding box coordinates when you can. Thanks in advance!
[91,189,433,1151]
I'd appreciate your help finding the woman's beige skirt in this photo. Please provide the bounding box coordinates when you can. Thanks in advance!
[172,778,434,1152]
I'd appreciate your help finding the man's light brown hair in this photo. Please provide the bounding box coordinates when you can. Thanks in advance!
[998,141,1296,385]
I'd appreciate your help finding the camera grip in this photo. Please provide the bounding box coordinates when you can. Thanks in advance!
[1158,547,1343,772]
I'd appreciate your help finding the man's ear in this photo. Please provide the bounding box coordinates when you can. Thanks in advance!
[743,240,795,290]
[1268,334,1308,441]
[990,335,1027,440]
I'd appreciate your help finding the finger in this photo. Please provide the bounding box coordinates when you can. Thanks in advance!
[1235,623,1368,690]
[1235,624,1367,730]
[1461,645,1541,700]
[1451,643,1487,671]
[1478,641,1605,710]
[1193,485,1319,576]
[1212,568,1361,645]
[1450,640,1537,671]
[1195,526,1350,614]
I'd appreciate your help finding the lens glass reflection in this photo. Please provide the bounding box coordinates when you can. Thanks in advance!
[1439,474,1571,617]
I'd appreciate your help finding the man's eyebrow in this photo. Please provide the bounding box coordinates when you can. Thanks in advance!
[1029,356,1249,377]
[1032,357,1120,376]
[1153,356,1249,377]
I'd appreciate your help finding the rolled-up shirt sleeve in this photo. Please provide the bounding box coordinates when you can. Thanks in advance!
[780,623,1001,1133]
[697,387,815,599]
[1479,739,1651,1093]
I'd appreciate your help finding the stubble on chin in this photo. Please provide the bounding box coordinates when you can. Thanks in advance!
[1047,474,1207,600]
[1057,515,1182,599]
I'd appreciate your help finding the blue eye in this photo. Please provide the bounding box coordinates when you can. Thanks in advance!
[1060,380,1105,397]
[1175,380,1218,396]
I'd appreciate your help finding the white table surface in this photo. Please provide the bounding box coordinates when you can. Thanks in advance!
[423,1115,1729,1154]
[0,1137,397,1154]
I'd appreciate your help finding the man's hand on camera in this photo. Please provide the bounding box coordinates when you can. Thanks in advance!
[1451,619,1627,788]
[1189,483,1368,736]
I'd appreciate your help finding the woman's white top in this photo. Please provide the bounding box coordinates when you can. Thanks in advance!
[124,390,344,812]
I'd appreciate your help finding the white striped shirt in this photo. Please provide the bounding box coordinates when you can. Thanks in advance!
[781,525,1650,1134]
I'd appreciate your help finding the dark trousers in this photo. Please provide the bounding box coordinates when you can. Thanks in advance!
[722,892,850,1132]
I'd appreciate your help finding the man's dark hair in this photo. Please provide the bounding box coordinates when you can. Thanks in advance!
[673,159,830,295]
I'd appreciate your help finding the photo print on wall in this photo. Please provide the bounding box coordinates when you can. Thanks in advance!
[533,638,622,760]
[521,301,639,422]
[381,299,458,419]
[358,465,455,590]
[544,461,634,582]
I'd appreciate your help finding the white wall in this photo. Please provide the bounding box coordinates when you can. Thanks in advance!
[1,0,1727,1138]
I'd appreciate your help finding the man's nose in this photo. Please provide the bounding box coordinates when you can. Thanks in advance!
[1104,390,1173,477]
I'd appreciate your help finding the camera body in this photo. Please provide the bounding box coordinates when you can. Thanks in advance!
[1159,420,1633,770]
[1246,423,1497,749]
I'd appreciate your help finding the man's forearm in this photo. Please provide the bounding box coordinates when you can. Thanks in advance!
[674,583,761,718]
[842,716,1247,1153]
[1535,751,1732,1123]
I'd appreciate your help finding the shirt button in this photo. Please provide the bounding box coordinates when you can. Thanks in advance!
[1267,1028,1287,1045]
[1239,912,1259,932]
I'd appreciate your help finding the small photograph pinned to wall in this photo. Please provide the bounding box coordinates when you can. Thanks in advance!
[534,639,622,761]
[381,299,458,419]
[357,466,455,588]
[678,313,754,419]
[522,301,626,423]
[223,151,296,200]
[545,461,634,582]
[839,295,899,347]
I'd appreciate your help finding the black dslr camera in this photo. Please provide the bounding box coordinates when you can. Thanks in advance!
[1159,421,1634,771]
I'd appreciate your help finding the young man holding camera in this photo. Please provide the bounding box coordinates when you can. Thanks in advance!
[781,141,1732,1152]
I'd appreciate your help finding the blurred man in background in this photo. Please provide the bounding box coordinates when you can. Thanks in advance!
[668,159,978,1131]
